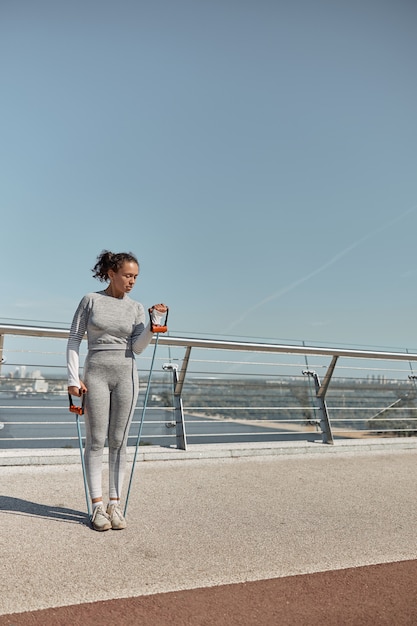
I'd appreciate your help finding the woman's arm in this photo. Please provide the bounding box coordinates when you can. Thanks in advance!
[131,303,167,355]
[67,296,89,390]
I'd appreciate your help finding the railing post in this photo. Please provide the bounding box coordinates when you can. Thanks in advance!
[163,347,191,450]
[303,358,337,444]
[172,367,187,450]
[0,334,5,377]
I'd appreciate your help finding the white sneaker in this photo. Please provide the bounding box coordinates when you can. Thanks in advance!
[91,505,111,531]
[106,503,127,530]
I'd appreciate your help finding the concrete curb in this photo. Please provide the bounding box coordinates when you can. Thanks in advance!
[1,437,417,466]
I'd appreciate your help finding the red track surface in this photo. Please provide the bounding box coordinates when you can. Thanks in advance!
[1,560,417,625]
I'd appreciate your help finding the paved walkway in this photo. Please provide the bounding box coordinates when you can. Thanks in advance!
[1,440,417,624]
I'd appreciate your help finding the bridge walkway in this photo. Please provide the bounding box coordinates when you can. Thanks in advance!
[1,439,417,624]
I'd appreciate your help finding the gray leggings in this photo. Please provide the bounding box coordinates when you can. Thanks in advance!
[83,350,139,500]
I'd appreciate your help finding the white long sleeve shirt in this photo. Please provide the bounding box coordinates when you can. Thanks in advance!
[67,290,163,388]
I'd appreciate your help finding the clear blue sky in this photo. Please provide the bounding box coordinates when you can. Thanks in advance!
[2,0,417,351]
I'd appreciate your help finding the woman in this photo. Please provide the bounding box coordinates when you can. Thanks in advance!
[67,250,168,531]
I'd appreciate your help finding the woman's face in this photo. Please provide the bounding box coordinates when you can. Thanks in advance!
[109,261,139,297]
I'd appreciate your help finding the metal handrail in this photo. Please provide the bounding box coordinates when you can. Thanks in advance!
[2,322,417,360]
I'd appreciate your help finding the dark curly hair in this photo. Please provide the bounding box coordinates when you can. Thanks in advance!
[92,250,139,282]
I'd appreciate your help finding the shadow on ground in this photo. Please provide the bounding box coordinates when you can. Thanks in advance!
[0,495,89,525]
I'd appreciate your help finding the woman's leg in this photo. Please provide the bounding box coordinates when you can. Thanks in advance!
[107,357,139,501]
[84,355,111,502]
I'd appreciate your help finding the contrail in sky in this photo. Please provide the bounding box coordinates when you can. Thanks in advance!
[226,204,417,333]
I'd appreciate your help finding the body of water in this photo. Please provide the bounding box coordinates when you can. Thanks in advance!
[0,394,319,449]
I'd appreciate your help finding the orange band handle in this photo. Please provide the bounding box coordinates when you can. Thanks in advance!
[149,307,169,333]
[68,392,85,415]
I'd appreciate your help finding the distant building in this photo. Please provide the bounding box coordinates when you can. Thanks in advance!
[31,370,49,393]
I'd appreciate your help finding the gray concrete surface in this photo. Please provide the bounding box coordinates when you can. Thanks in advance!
[2,436,417,466]
[1,441,417,616]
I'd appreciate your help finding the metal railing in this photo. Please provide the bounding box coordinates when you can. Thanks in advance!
[2,323,417,450]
